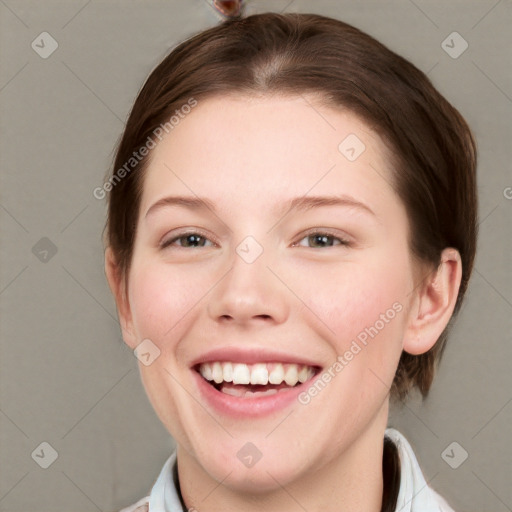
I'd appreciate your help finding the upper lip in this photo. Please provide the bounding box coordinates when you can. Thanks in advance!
[190,347,323,369]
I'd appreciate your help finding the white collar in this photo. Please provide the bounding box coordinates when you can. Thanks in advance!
[144,428,455,512]
[384,428,454,511]
[148,451,183,512]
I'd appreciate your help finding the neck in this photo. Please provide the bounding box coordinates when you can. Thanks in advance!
[178,404,389,512]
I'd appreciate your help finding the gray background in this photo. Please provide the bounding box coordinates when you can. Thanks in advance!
[0,1,511,511]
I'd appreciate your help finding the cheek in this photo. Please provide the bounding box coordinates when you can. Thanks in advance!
[309,260,409,343]
[299,247,411,395]
[128,259,206,349]
[299,264,408,429]
[127,259,211,444]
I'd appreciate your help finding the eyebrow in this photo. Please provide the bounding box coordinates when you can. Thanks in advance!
[144,194,376,219]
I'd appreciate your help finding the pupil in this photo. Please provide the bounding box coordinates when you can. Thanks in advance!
[186,235,202,246]
[312,235,329,247]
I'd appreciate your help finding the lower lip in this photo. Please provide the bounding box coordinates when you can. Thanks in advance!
[192,370,316,418]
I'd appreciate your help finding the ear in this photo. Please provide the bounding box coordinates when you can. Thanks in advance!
[104,247,138,349]
[403,248,462,355]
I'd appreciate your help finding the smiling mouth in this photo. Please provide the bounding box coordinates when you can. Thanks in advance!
[195,361,320,398]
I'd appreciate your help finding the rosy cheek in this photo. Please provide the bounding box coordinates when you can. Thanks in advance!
[307,266,405,356]
[129,270,175,339]
[129,265,206,346]
[314,270,380,326]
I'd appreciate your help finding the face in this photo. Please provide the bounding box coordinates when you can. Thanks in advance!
[120,94,419,491]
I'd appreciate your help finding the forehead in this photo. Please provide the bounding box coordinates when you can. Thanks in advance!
[140,94,397,217]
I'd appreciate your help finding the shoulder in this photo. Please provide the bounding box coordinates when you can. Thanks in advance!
[117,496,150,512]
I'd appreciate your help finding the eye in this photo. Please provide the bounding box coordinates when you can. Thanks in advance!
[159,230,350,250]
[294,231,351,249]
[160,231,215,249]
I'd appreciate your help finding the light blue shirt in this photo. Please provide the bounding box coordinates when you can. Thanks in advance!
[119,428,455,512]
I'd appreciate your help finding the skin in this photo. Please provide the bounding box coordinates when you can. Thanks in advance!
[106,94,462,512]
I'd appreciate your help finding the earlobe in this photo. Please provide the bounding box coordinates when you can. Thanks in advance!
[403,248,462,356]
[104,247,138,349]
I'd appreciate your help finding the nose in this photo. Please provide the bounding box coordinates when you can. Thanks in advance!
[207,244,289,327]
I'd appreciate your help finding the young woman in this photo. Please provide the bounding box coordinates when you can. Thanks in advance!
[103,12,477,512]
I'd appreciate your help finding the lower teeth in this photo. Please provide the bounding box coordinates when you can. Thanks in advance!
[222,387,280,398]
[216,382,296,398]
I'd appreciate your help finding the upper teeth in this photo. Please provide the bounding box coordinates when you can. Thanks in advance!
[198,362,315,386]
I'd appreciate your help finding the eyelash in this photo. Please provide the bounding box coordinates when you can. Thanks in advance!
[159,230,351,250]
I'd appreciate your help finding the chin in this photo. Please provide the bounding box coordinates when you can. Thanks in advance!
[194,441,310,494]
[220,464,302,494]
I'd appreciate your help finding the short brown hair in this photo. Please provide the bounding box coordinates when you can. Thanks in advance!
[103,12,477,400]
